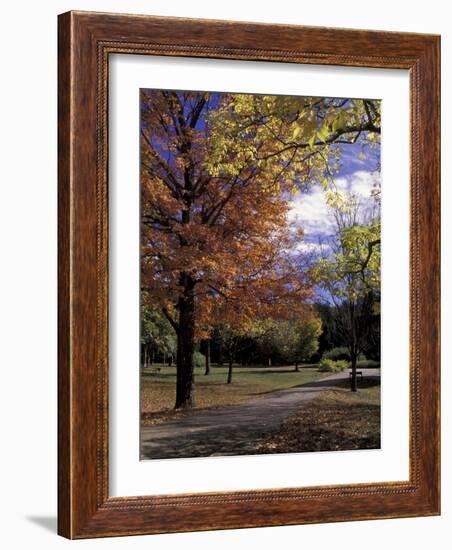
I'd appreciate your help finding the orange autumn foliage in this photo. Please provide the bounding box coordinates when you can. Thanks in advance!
[140,90,312,340]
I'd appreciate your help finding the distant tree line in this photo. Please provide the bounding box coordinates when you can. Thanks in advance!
[140,299,380,373]
[141,303,322,374]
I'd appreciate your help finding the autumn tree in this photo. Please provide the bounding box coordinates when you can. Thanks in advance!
[214,324,251,384]
[311,192,381,391]
[140,90,380,408]
[206,95,380,190]
[276,317,322,371]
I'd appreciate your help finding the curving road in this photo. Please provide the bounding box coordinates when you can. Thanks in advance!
[140,368,380,460]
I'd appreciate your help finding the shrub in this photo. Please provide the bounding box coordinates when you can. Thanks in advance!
[357,359,380,368]
[193,351,206,369]
[322,347,350,361]
[335,360,349,371]
[323,347,366,362]
[318,358,349,372]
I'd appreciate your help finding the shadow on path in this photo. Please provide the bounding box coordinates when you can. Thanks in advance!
[140,369,380,460]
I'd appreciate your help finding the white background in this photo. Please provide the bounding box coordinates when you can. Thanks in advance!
[109,56,409,496]
[0,1,449,549]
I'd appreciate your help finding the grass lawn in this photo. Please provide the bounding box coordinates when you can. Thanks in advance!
[255,376,381,453]
[141,364,325,424]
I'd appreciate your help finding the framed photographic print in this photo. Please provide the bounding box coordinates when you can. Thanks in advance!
[58,11,440,539]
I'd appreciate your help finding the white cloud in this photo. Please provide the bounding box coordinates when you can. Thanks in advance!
[295,242,331,254]
[287,170,380,238]
[335,170,381,199]
[288,186,334,237]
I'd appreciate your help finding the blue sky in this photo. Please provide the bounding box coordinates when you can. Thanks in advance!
[142,88,381,256]
[288,140,380,254]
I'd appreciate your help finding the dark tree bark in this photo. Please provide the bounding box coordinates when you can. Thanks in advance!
[227,357,233,384]
[145,344,152,367]
[204,339,211,375]
[350,353,358,392]
[294,361,299,372]
[175,273,196,409]
[349,302,358,392]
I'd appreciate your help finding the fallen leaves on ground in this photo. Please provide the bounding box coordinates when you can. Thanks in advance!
[254,381,380,453]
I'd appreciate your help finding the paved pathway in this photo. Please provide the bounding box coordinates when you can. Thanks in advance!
[140,368,380,460]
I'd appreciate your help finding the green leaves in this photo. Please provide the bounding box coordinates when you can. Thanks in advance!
[308,133,317,148]
[141,302,177,353]
[316,124,330,143]
[311,220,381,302]
[292,126,302,140]
[332,110,347,133]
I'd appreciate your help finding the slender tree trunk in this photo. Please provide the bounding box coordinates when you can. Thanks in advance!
[350,302,357,392]
[227,356,233,384]
[350,353,358,392]
[163,351,166,366]
[268,356,272,367]
[175,274,196,409]
[204,339,211,375]
[294,361,299,372]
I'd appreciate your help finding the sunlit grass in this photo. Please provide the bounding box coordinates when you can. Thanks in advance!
[140,363,325,417]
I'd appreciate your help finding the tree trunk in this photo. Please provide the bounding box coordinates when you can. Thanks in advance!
[175,274,196,409]
[294,361,299,372]
[204,339,211,375]
[350,353,358,392]
[268,356,272,367]
[227,357,233,384]
[349,301,358,392]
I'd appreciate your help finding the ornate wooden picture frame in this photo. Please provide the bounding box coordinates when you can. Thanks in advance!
[58,11,440,539]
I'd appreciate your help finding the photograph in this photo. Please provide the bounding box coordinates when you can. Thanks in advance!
[0,0,443,545]
[139,89,382,460]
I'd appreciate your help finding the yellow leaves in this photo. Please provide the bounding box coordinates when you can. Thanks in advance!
[316,124,330,143]
[292,126,302,140]
[312,219,381,302]
[140,89,381,342]
[332,110,347,133]
[308,133,316,148]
